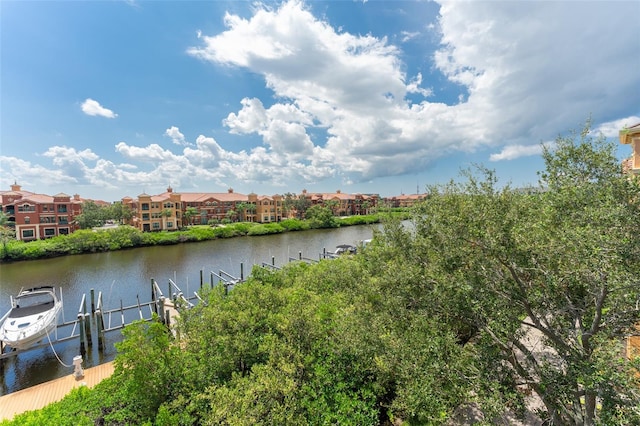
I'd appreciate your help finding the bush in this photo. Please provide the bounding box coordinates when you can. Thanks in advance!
[279,218,309,231]
[247,223,285,236]
[184,226,216,241]
[212,226,237,238]
[231,222,255,235]
[336,215,379,226]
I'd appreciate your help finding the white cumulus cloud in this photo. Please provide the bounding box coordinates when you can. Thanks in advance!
[81,98,118,118]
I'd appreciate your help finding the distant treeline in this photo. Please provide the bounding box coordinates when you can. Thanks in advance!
[0,212,405,263]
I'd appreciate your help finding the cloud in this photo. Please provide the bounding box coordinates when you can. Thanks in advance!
[3,0,638,197]
[164,126,190,146]
[594,116,640,138]
[184,0,639,187]
[490,144,544,162]
[401,31,419,43]
[81,98,118,118]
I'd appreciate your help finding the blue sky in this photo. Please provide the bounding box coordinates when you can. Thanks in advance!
[1,0,639,202]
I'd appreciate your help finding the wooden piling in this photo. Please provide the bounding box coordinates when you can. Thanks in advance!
[240,263,244,281]
[159,297,165,325]
[90,288,95,315]
[78,313,86,356]
[200,270,204,289]
[85,313,92,347]
[272,256,275,266]
[96,310,104,350]
[136,294,143,320]
[120,299,125,328]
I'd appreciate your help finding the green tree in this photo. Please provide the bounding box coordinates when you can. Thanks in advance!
[235,202,256,222]
[108,201,133,224]
[283,193,311,219]
[109,318,184,424]
[245,202,257,220]
[305,205,337,228]
[75,201,106,229]
[361,199,372,215]
[225,208,237,223]
[409,122,640,424]
[324,199,340,215]
[183,206,198,226]
[160,208,173,230]
[0,211,15,258]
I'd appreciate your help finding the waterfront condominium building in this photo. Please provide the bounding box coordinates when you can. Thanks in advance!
[0,183,83,241]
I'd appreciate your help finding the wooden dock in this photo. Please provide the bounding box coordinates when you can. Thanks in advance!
[0,361,114,421]
[0,277,195,421]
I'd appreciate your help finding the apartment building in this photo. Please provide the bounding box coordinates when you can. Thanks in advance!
[385,193,427,208]
[0,182,385,238]
[122,187,251,231]
[248,193,283,223]
[121,187,380,232]
[0,183,82,241]
[300,189,379,216]
[620,122,640,175]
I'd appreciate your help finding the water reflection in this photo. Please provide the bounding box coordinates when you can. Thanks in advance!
[0,224,379,394]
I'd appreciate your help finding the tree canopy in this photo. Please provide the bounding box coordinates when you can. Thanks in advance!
[6,122,640,425]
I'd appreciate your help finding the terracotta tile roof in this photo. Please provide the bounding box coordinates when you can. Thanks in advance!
[18,194,55,203]
[177,192,249,203]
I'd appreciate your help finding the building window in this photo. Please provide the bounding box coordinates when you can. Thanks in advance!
[22,229,34,239]
[59,228,69,235]
[58,216,69,224]
[141,203,150,211]
[44,228,56,237]
[25,217,30,224]
[142,213,150,221]
[152,222,160,229]
[57,205,68,213]
[167,222,173,228]
[40,216,53,223]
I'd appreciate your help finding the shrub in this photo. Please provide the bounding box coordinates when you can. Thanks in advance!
[247,223,285,236]
[279,219,309,231]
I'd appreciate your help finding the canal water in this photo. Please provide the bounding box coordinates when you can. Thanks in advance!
[0,224,380,395]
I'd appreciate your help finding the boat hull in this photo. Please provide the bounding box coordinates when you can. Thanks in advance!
[0,287,62,351]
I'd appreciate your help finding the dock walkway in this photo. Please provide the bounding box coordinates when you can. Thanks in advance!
[0,361,114,421]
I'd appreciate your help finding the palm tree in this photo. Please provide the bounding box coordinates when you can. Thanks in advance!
[324,199,340,216]
[361,200,371,215]
[160,208,173,230]
[235,203,248,222]
[184,207,198,226]
[225,209,237,223]
[244,203,256,222]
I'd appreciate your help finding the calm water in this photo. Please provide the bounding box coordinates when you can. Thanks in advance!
[0,225,379,395]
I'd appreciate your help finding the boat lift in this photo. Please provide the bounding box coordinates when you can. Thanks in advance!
[1,248,338,363]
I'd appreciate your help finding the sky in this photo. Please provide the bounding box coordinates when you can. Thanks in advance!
[1,0,639,202]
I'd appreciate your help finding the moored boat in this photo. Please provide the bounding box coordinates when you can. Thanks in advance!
[0,286,62,351]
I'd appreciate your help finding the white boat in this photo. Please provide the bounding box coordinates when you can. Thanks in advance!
[0,286,62,351]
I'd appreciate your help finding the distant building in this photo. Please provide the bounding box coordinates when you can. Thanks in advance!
[122,187,253,231]
[0,183,82,241]
[300,189,379,216]
[122,187,380,231]
[384,193,427,208]
[620,122,640,175]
